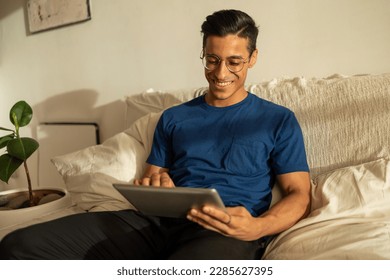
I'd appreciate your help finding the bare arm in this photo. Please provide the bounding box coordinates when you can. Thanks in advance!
[187,171,311,241]
[133,163,175,188]
[255,171,311,236]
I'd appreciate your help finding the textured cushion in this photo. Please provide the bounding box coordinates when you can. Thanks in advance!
[248,73,390,176]
[125,87,207,128]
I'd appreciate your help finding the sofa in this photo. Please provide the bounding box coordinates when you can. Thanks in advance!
[1,73,389,259]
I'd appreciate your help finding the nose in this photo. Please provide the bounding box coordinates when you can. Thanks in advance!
[213,60,231,79]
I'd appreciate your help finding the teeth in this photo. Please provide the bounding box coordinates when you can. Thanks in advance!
[215,81,232,87]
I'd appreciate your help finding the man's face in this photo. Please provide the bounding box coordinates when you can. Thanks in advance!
[203,34,257,107]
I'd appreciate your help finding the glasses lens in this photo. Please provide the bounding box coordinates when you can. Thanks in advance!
[202,55,219,71]
[201,55,246,73]
[226,58,244,73]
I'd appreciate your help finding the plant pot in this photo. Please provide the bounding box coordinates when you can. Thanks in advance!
[0,187,73,229]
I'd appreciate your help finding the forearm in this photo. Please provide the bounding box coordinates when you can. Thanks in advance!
[253,189,310,239]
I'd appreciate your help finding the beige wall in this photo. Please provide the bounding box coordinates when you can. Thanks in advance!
[1,0,390,188]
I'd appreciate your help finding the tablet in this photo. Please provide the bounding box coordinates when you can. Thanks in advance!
[113,184,226,218]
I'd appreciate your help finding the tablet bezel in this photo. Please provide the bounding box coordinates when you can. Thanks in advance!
[113,184,226,218]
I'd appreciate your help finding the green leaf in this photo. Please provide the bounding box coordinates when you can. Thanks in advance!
[0,154,23,183]
[0,127,14,132]
[0,134,15,149]
[10,101,33,128]
[7,137,39,160]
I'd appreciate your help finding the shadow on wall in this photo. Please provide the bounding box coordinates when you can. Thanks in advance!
[0,0,23,20]
[31,89,126,142]
[0,0,30,37]
[0,89,126,190]
[2,89,127,190]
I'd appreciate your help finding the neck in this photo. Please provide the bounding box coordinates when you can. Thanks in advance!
[205,89,248,107]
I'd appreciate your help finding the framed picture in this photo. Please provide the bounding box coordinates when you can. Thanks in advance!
[27,0,91,33]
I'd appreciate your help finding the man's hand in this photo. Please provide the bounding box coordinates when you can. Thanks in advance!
[187,171,311,241]
[134,164,175,187]
[187,206,261,241]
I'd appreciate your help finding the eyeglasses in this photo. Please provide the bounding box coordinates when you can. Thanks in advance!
[200,53,251,73]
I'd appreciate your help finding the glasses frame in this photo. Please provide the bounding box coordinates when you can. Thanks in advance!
[200,50,251,73]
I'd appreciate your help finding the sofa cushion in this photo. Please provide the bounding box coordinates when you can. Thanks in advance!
[125,87,207,128]
[248,73,390,176]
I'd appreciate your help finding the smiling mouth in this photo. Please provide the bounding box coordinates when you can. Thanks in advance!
[213,80,233,87]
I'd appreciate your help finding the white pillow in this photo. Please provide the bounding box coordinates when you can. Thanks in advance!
[310,157,390,217]
[52,113,161,212]
[262,158,390,260]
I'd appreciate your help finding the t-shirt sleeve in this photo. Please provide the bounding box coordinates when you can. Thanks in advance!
[146,112,173,168]
[271,111,309,174]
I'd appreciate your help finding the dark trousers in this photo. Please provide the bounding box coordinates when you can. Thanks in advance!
[0,210,262,260]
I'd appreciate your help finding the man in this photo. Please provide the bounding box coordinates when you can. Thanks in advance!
[0,9,310,260]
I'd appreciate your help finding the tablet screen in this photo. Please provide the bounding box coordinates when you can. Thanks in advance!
[113,184,225,218]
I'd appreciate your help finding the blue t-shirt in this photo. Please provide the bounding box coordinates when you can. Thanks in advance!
[147,93,309,216]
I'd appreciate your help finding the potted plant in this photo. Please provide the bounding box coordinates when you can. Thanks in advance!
[0,101,72,228]
[0,100,40,207]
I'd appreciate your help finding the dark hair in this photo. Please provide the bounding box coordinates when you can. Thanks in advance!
[201,9,259,55]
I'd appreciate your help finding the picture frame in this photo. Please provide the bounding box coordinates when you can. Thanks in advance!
[27,0,91,34]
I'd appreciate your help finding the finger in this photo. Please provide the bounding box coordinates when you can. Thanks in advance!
[225,214,232,225]
[187,210,232,237]
[186,209,217,228]
[188,215,225,234]
[150,173,162,187]
[189,208,231,230]
[140,177,151,186]
[202,206,232,225]
[160,172,174,188]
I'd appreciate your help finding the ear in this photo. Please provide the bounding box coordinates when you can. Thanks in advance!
[248,49,258,68]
